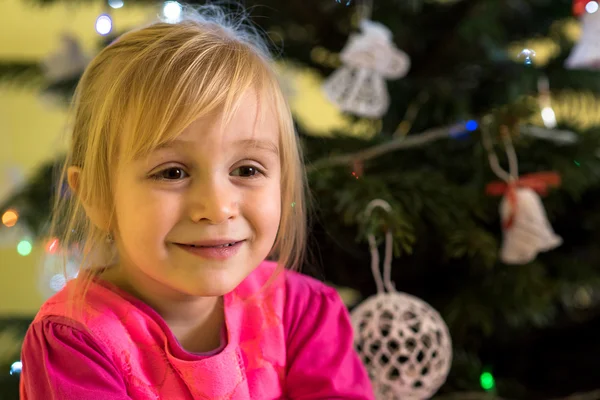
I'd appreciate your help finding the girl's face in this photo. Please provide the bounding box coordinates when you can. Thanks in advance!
[111,91,282,298]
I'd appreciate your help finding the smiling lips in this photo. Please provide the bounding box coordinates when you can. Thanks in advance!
[174,239,245,260]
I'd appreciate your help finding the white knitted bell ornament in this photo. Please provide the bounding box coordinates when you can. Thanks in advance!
[350,200,452,400]
[565,4,600,70]
[498,186,563,264]
[483,125,562,265]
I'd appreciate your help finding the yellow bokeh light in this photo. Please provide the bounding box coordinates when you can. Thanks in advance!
[506,18,583,67]
[507,37,560,67]
[526,91,600,131]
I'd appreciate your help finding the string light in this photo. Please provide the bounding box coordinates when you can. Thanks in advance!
[46,238,59,254]
[163,1,182,23]
[538,77,557,129]
[1,209,18,227]
[541,106,557,128]
[17,240,32,256]
[449,121,477,140]
[10,361,22,375]
[95,14,113,36]
[586,1,599,14]
[466,120,479,131]
[480,371,495,391]
[518,49,536,66]
[108,0,124,8]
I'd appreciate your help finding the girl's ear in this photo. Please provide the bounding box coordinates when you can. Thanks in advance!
[67,166,112,231]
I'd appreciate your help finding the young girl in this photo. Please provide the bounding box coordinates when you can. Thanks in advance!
[19,5,374,400]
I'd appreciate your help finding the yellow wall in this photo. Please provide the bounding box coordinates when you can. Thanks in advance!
[0,0,154,314]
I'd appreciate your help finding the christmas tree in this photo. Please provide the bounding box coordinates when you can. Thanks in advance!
[3,0,600,398]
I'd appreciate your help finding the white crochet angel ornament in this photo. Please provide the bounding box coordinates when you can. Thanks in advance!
[323,19,410,118]
[42,34,90,82]
[483,127,562,265]
[39,34,91,106]
[350,200,452,400]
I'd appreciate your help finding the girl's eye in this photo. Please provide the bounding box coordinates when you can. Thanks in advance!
[152,167,188,181]
[231,166,262,178]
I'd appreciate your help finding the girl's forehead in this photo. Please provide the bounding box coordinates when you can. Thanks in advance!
[143,91,279,155]
[127,86,279,155]
[184,89,278,135]
[184,114,278,145]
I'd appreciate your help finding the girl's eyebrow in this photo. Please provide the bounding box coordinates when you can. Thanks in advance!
[235,139,279,156]
[154,138,279,156]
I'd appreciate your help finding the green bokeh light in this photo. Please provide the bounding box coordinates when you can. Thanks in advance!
[480,371,495,391]
[17,240,32,256]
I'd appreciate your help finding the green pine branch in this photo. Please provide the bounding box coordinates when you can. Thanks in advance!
[0,62,43,86]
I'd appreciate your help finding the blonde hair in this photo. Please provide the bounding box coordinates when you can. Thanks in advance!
[49,5,308,297]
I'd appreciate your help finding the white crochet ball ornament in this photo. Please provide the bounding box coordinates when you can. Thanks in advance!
[351,292,452,399]
[351,199,452,400]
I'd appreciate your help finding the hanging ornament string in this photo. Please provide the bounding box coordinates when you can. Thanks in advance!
[394,91,430,137]
[481,121,518,183]
[364,199,395,293]
[355,0,374,22]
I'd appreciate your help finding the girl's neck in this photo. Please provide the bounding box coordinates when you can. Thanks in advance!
[169,296,225,353]
[100,265,225,353]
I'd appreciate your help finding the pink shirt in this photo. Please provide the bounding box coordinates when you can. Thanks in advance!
[20,260,374,399]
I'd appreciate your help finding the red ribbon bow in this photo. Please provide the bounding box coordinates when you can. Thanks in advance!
[485,172,561,230]
[573,0,591,16]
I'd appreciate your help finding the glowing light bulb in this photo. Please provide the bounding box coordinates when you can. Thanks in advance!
[480,371,495,391]
[163,1,182,23]
[10,361,22,375]
[109,0,124,8]
[466,120,479,131]
[96,14,113,36]
[17,240,32,256]
[541,106,557,129]
[586,1,599,13]
[2,209,18,227]
[518,49,536,66]
[46,238,59,254]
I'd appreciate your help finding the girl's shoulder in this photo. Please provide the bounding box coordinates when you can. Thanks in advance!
[235,260,345,330]
[32,275,134,325]
[284,268,339,302]
[247,260,340,303]
[29,274,154,355]
[284,271,362,315]
[281,266,349,337]
[279,265,376,399]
